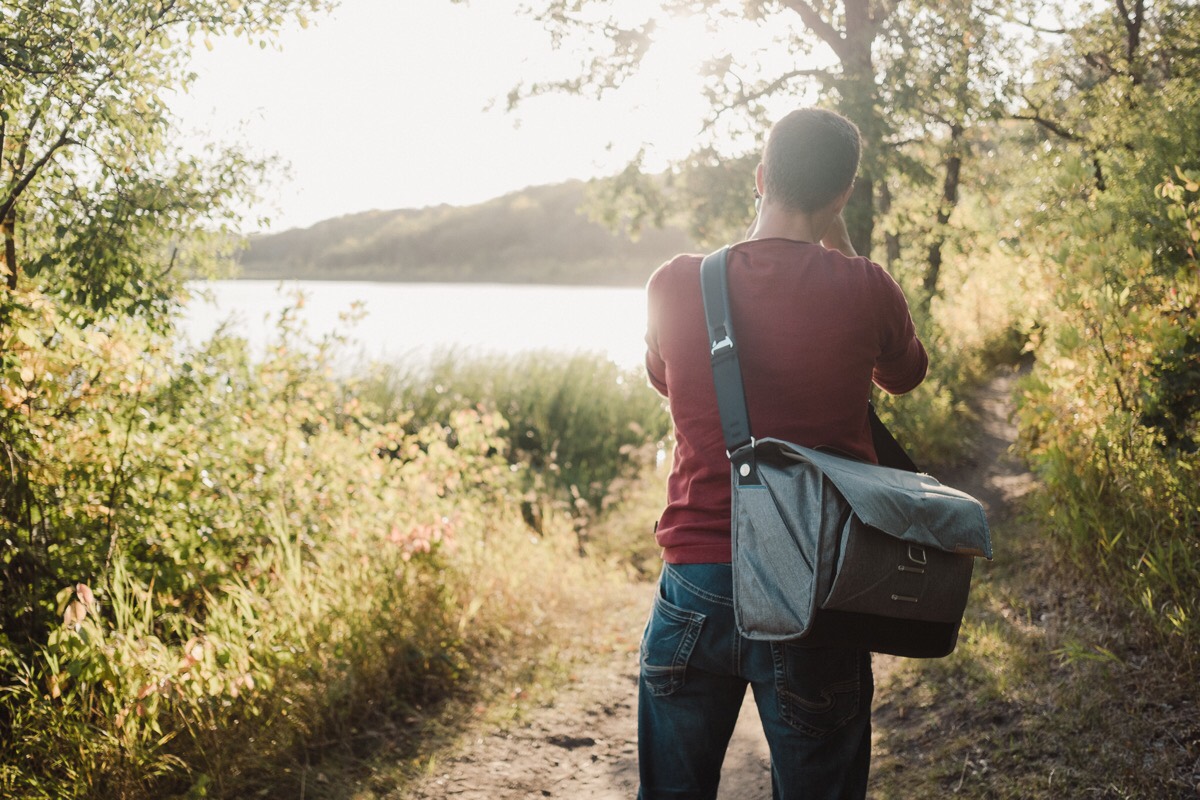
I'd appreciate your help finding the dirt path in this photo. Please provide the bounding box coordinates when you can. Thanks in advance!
[404,371,1031,799]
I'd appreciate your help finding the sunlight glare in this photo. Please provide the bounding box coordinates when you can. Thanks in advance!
[169,0,831,232]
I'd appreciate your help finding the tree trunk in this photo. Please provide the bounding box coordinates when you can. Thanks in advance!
[782,0,888,259]
[835,64,881,258]
[1116,0,1145,84]
[878,178,901,269]
[2,205,16,291]
[0,116,12,292]
[923,124,964,304]
[837,0,883,259]
[844,176,874,258]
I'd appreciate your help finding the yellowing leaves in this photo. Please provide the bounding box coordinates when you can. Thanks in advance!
[15,328,40,348]
[0,380,29,408]
[1174,165,1200,193]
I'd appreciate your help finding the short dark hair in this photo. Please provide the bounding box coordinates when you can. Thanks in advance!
[763,108,861,213]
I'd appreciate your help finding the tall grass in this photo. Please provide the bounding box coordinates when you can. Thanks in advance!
[360,349,672,532]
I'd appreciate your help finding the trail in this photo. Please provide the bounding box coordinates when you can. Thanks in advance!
[404,370,1032,799]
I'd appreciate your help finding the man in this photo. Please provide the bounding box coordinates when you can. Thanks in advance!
[639,108,928,799]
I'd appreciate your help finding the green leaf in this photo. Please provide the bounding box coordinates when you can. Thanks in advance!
[55,586,74,616]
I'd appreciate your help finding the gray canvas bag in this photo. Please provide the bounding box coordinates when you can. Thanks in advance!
[700,247,992,657]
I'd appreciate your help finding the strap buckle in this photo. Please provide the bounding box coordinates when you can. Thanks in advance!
[710,335,733,355]
[727,439,756,461]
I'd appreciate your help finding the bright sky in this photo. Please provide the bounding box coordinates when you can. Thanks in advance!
[173,0,784,233]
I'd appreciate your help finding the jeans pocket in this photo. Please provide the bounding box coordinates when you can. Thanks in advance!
[640,592,706,697]
[773,645,864,738]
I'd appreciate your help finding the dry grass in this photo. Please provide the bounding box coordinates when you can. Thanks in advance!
[259,497,657,800]
[869,510,1199,799]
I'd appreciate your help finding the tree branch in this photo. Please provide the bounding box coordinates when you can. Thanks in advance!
[1115,0,1144,82]
[699,66,835,135]
[870,0,899,35]
[977,2,1068,35]
[1013,110,1082,142]
[0,45,122,223]
[1012,107,1107,191]
[735,66,836,105]
[780,0,850,62]
[0,128,79,224]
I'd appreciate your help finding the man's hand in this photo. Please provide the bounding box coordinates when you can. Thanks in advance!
[821,212,857,257]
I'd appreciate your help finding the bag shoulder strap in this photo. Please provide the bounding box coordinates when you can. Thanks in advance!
[699,247,753,454]
[869,401,919,472]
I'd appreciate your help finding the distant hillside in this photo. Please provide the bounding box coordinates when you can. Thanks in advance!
[237,180,698,286]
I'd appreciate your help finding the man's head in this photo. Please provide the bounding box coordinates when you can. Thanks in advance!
[761,108,861,214]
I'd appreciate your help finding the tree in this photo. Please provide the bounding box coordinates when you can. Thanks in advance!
[0,0,332,668]
[497,0,1014,274]
[1015,0,1200,257]
[0,0,330,316]
[876,0,1010,304]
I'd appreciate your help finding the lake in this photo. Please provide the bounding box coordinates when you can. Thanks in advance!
[179,280,649,370]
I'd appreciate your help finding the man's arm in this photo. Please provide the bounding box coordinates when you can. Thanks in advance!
[872,272,928,395]
[644,267,669,397]
[820,212,857,257]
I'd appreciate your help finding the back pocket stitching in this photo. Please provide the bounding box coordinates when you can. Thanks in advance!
[640,596,705,697]
[773,646,861,738]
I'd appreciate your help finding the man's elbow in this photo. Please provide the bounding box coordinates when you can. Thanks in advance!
[645,358,669,397]
[873,347,928,396]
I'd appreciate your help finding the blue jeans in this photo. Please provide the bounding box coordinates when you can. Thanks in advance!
[638,563,872,800]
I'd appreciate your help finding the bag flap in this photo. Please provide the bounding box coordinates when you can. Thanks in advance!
[760,438,993,559]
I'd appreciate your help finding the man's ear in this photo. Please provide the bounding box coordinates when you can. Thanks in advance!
[755,162,766,196]
[832,182,855,213]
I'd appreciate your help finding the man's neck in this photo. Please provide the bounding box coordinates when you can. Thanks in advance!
[749,206,832,244]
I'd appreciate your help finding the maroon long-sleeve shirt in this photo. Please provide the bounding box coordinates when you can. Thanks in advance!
[645,238,928,564]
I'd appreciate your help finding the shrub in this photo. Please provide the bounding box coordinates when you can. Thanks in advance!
[1015,172,1200,651]
[360,350,672,530]
[0,289,590,798]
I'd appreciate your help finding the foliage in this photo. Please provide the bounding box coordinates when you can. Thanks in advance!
[0,0,330,317]
[0,288,614,798]
[359,349,672,540]
[1011,0,1200,648]
[1016,177,1200,647]
[0,1,679,796]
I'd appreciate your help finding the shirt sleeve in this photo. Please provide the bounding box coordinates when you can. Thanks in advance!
[872,270,928,395]
[644,266,669,397]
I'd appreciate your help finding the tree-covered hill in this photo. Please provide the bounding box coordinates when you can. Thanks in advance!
[236,180,700,285]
